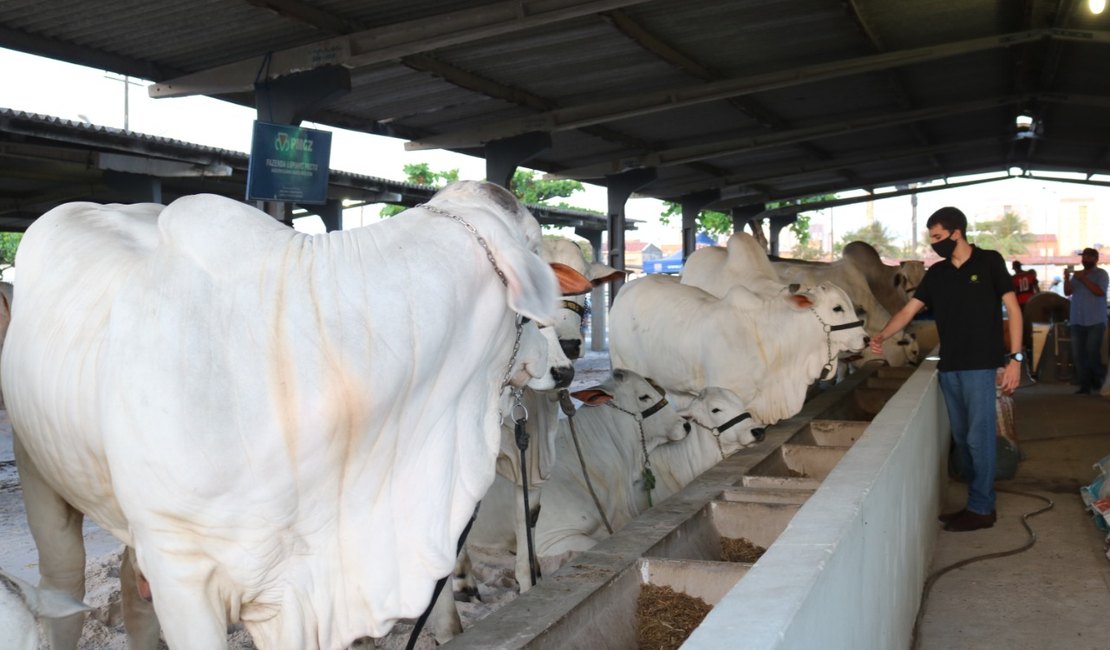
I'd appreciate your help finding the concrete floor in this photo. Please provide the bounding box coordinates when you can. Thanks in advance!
[915,379,1110,650]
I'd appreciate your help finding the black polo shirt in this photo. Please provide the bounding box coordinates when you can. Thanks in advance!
[914,246,1013,371]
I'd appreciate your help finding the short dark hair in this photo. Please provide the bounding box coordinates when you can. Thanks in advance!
[926,207,968,236]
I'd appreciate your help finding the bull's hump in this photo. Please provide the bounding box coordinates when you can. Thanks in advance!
[159,194,299,272]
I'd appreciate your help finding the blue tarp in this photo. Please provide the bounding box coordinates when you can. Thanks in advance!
[642,233,716,274]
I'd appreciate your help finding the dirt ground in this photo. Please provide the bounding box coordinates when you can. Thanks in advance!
[0,351,613,649]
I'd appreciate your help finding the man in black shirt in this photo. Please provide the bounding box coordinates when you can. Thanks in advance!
[870,207,1022,532]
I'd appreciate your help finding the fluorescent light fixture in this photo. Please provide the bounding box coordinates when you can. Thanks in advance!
[1091,0,1106,15]
[1015,113,1034,130]
[1009,166,1024,176]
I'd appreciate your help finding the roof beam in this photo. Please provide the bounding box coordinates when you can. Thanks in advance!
[749,174,1012,217]
[149,0,654,98]
[651,137,1008,198]
[407,30,1048,150]
[545,94,1027,180]
[0,25,184,81]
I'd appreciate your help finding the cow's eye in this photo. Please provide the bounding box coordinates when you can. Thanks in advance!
[833,305,844,313]
[856,307,867,316]
[639,393,651,402]
[520,317,532,325]
[711,408,722,414]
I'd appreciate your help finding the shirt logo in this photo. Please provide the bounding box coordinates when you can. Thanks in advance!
[970,274,980,283]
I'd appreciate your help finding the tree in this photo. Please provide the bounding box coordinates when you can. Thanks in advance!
[0,232,20,274]
[380,163,460,217]
[970,210,1034,255]
[380,165,591,218]
[657,203,732,237]
[836,222,899,258]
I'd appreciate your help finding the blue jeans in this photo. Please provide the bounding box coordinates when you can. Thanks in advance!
[938,369,997,514]
[1070,323,1106,392]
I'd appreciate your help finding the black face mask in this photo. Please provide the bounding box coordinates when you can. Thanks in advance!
[1083,261,1097,270]
[931,235,957,259]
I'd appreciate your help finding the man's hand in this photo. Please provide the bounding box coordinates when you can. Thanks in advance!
[869,333,884,356]
[998,359,1021,395]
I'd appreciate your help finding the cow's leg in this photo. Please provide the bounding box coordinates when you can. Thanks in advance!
[139,556,228,649]
[120,546,161,649]
[429,580,463,644]
[13,433,87,650]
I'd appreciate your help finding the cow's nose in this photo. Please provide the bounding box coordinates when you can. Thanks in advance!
[862,336,871,346]
[551,365,575,388]
[560,339,582,360]
[683,421,692,434]
[752,427,766,442]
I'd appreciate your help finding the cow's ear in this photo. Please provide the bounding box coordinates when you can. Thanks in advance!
[496,244,559,324]
[787,293,814,309]
[588,262,627,286]
[572,388,613,405]
[550,263,593,296]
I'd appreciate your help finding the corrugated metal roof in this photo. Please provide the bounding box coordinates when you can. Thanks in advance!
[0,0,1107,219]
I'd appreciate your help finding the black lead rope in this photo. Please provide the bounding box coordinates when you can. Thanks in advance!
[405,502,480,650]
[515,413,541,587]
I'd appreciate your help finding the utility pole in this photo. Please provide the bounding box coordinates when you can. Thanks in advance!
[104,73,144,131]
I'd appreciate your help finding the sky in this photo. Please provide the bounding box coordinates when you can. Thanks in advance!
[3,46,1110,253]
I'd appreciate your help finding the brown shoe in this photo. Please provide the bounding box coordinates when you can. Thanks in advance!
[938,508,966,524]
[943,510,997,532]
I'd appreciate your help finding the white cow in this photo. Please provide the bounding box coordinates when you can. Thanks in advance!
[651,387,766,502]
[0,569,90,650]
[541,237,624,360]
[842,240,926,316]
[610,274,867,424]
[770,258,919,367]
[841,240,931,355]
[2,181,592,650]
[681,233,916,367]
[468,369,690,564]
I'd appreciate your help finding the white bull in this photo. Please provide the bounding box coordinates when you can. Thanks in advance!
[770,259,919,367]
[468,370,689,566]
[2,181,591,649]
[0,569,90,650]
[651,387,765,502]
[842,240,926,316]
[609,274,867,424]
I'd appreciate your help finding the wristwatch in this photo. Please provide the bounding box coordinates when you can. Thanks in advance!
[1009,352,1024,362]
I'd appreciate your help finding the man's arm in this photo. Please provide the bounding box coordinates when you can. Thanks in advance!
[869,298,926,355]
[1000,291,1022,394]
[1066,268,1106,297]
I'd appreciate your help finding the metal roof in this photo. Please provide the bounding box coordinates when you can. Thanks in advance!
[2,0,1109,213]
[0,109,615,232]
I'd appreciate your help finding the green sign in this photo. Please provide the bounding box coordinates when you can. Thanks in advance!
[247,121,333,204]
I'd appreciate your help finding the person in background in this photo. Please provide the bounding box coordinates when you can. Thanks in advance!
[1063,247,1109,395]
[1011,261,1039,307]
[870,206,1021,533]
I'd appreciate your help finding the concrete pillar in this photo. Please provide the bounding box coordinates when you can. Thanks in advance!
[731,204,764,235]
[575,227,607,352]
[604,168,656,306]
[680,189,720,259]
[484,132,552,189]
[103,171,162,204]
[768,215,797,257]
[254,66,350,222]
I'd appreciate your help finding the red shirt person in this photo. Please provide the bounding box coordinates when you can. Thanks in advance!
[1011,261,1039,306]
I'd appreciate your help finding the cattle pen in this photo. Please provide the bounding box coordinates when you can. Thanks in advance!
[442,361,931,649]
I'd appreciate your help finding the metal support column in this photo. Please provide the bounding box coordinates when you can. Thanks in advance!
[254,66,351,223]
[315,199,343,232]
[575,227,607,352]
[680,189,720,259]
[731,204,764,235]
[604,168,656,306]
[485,132,552,189]
[768,215,797,258]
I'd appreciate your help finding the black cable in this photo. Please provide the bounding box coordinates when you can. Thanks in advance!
[910,487,1055,650]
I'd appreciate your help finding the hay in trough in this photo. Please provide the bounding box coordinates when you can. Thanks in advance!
[637,584,712,650]
[720,536,766,563]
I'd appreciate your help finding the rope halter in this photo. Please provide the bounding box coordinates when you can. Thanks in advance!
[810,308,865,378]
[604,388,669,507]
[690,410,757,458]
